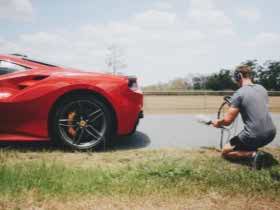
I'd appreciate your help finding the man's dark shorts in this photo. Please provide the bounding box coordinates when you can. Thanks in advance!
[230,130,276,151]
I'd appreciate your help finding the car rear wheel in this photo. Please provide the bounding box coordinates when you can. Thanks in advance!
[51,94,113,150]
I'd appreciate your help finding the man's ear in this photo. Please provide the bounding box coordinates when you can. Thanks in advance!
[239,73,243,79]
[238,73,243,85]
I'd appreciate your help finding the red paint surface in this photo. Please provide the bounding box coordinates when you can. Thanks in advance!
[0,54,143,141]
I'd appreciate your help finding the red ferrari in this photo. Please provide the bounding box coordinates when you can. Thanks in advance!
[0,54,143,150]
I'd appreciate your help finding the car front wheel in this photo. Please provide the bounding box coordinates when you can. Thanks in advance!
[51,94,113,150]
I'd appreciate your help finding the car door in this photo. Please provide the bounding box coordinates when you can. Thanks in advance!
[0,60,35,133]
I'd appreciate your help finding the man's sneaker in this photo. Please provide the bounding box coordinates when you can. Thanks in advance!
[251,151,272,170]
[252,151,265,170]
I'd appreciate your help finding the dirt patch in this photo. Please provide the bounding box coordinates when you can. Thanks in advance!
[144,95,280,114]
[1,194,280,210]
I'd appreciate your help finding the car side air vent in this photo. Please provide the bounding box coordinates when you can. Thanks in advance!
[33,75,49,80]
[17,75,49,90]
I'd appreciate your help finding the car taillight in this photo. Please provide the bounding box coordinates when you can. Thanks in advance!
[128,77,139,91]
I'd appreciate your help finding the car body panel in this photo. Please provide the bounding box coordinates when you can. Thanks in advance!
[0,54,143,141]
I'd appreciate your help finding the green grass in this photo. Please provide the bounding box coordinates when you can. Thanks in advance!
[0,155,279,199]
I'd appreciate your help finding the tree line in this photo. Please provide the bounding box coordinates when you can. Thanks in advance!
[143,60,280,91]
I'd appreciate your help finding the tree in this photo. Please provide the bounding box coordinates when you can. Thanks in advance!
[143,78,190,91]
[105,44,127,74]
[205,69,237,90]
[168,78,190,90]
[258,61,280,90]
[144,59,280,91]
[192,75,207,90]
[241,60,280,90]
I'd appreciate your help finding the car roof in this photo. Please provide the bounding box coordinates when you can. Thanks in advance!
[0,54,59,69]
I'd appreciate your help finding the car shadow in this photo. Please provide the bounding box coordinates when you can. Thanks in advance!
[0,131,151,152]
[107,131,151,151]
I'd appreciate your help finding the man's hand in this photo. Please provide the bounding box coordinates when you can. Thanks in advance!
[212,119,223,128]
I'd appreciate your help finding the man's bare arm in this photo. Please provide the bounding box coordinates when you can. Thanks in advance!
[212,107,239,128]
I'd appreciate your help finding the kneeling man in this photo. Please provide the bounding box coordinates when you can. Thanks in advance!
[212,65,276,170]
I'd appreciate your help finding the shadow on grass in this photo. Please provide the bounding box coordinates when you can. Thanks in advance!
[0,131,151,153]
[223,151,279,170]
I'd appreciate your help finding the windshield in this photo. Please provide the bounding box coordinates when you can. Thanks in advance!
[0,60,28,76]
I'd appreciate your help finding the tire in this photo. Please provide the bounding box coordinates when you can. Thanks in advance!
[50,94,114,150]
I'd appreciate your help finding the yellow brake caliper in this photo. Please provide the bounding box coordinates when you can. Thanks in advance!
[67,112,77,138]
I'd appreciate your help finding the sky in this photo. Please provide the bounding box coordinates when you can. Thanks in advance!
[0,0,280,85]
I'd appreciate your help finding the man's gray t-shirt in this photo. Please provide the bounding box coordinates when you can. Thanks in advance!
[230,84,276,145]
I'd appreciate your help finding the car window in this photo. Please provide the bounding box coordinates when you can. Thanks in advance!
[0,60,27,75]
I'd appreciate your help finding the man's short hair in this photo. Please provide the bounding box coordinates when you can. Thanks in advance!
[235,65,252,78]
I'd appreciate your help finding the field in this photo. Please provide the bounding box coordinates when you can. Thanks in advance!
[144,95,280,114]
[0,95,279,209]
[0,148,280,210]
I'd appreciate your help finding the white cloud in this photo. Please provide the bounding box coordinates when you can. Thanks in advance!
[189,0,216,11]
[188,9,232,27]
[2,1,277,85]
[187,0,233,34]
[247,32,280,47]
[132,10,176,28]
[0,4,236,85]
[237,8,261,22]
[229,32,280,64]
[0,0,33,21]
[153,2,173,10]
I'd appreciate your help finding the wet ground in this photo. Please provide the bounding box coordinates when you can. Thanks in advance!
[123,114,280,149]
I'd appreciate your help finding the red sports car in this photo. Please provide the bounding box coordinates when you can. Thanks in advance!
[0,54,143,150]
